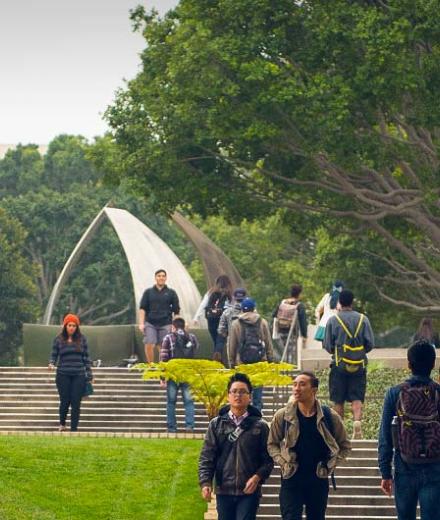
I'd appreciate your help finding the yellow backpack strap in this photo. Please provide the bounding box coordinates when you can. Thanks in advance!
[334,315,352,338]
[354,314,365,338]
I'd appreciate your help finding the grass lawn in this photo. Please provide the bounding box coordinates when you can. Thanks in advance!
[0,436,205,520]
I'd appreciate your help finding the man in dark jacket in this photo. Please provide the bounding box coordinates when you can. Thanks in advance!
[138,269,180,363]
[378,340,440,520]
[199,373,273,520]
[324,289,374,439]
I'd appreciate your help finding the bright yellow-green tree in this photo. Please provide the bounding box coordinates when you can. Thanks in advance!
[134,359,293,419]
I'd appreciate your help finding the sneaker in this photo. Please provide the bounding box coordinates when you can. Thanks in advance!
[352,420,363,440]
[58,425,66,432]
[167,428,177,434]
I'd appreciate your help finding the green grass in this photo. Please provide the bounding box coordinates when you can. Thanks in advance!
[0,437,205,520]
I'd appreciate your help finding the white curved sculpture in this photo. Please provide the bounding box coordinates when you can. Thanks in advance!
[43,207,202,325]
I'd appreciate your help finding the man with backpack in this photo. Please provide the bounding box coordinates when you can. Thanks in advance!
[228,298,274,411]
[378,340,440,520]
[324,289,374,439]
[160,317,199,433]
[272,284,308,364]
[268,371,351,520]
[199,373,274,520]
[215,287,247,364]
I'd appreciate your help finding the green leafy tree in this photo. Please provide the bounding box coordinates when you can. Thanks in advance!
[0,208,38,364]
[105,0,440,311]
[135,359,293,419]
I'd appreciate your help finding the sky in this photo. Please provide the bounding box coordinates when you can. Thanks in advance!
[0,1,178,145]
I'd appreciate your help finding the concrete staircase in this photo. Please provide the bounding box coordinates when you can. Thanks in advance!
[0,367,290,433]
[205,440,417,520]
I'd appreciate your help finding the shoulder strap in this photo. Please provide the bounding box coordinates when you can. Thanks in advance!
[321,405,337,491]
[334,314,365,340]
[334,315,352,338]
[322,405,335,438]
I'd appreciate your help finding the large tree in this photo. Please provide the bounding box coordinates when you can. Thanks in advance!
[104,0,440,311]
[0,208,38,364]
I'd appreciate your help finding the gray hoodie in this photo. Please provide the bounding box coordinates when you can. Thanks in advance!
[228,311,274,367]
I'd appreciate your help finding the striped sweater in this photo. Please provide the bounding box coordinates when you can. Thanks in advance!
[50,335,93,381]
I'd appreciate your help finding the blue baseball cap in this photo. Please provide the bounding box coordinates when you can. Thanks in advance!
[241,298,256,312]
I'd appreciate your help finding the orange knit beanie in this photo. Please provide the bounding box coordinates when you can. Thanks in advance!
[63,313,80,327]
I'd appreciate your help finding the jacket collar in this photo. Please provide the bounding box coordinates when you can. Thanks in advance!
[283,398,324,423]
[219,404,262,419]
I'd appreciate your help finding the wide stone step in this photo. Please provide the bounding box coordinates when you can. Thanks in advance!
[258,504,398,516]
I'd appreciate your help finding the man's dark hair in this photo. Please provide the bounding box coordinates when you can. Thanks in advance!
[227,372,253,394]
[172,317,185,330]
[290,284,303,298]
[155,268,167,276]
[297,371,319,388]
[339,289,354,307]
[407,340,436,377]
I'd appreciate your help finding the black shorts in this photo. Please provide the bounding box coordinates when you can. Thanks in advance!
[329,365,367,403]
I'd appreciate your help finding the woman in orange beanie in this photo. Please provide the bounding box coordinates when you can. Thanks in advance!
[48,314,93,432]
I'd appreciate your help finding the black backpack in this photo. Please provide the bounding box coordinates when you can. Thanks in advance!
[172,333,196,359]
[205,292,228,320]
[238,318,265,364]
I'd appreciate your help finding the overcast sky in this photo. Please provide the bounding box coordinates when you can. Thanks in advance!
[0,1,178,145]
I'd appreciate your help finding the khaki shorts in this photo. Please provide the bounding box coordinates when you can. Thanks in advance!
[143,323,171,345]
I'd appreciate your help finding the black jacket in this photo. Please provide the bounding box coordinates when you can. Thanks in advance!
[198,404,273,495]
[139,285,180,327]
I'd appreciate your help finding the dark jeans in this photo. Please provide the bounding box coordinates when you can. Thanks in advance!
[252,386,263,412]
[166,380,195,432]
[207,317,220,348]
[394,465,440,520]
[56,373,86,431]
[216,494,260,520]
[280,472,329,520]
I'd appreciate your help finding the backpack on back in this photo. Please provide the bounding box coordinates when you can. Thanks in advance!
[334,314,367,373]
[394,382,440,464]
[276,299,299,332]
[172,333,196,359]
[205,292,228,320]
[238,318,265,364]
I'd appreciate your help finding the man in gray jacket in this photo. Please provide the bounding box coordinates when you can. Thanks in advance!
[228,298,274,411]
[215,287,247,364]
[324,289,374,439]
[199,373,273,520]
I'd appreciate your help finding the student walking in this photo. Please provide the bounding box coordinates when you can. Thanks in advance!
[272,284,308,364]
[413,317,440,348]
[324,289,374,439]
[48,314,93,432]
[138,269,180,363]
[268,372,351,520]
[160,317,199,433]
[314,281,344,342]
[228,298,274,411]
[215,287,247,364]
[379,340,440,520]
[199,373,274,520]
[193,274,233,351]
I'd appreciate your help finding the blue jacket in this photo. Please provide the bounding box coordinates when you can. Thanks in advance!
[378,374,440,479]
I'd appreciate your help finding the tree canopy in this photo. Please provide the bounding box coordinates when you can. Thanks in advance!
[105,0,440,311]
[0,208,38,364]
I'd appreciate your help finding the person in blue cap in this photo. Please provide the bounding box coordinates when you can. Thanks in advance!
[228,298,274,411]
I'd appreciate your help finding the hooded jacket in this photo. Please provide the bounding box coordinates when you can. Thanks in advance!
[198,404,273,495]
[228,311,274,367]
[267,399,351,479]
